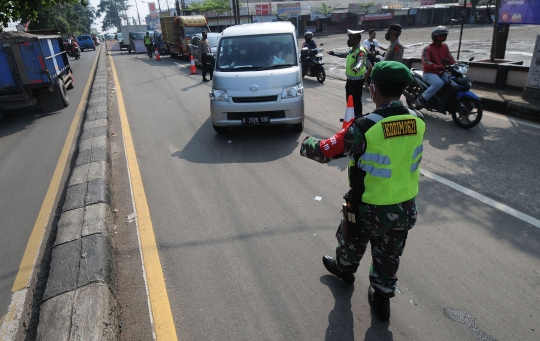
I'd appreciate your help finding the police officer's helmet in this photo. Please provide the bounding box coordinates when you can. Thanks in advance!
[304,31,313,40]
[431,26,448,42]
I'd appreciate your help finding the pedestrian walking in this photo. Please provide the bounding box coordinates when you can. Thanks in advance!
[199,31,212,82]
[300,61,426,321]
[328,29,368,116]
[383,24,405,63]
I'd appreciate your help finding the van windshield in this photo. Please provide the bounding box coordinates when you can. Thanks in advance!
[131,32,146,40]
[216,33,298,71]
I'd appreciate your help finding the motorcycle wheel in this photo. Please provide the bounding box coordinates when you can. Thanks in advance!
[451,98,483,129]
[316,66,326,83]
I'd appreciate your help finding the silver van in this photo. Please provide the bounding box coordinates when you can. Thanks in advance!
[209,22,304,133]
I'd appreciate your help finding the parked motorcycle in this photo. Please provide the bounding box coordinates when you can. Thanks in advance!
[65,39,81,60]
[300,46,326,83]
[404,57,483,129]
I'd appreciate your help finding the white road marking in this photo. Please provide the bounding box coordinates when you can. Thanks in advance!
[421,169,540,229]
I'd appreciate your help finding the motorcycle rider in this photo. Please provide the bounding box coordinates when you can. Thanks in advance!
[363,29,387,65]
[301,31,318,49]
[328,30,368,117]
[300,61,425,321]
[415,26,456,112]
[362,29,388,86]
[383,24,405,63]
[301,31,318,75]
[144,31,153,58]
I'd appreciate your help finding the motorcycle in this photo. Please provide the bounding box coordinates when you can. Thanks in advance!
[65,39,81,60]
[404,57,483,129]
[300,46,326,83]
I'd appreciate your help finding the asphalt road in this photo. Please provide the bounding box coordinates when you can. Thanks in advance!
[110,48,540,341]
[0,48,98,335]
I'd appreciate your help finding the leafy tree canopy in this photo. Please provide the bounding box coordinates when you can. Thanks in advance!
[97,0,130,32]
[0,0,88,30]
[28,2,95,37]
[187,0,231,16]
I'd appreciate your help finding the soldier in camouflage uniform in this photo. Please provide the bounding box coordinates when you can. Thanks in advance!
[300,61,425,321]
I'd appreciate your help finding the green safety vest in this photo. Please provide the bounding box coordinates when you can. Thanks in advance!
[345,45,367,81]
[349,108,426,205]
[144,35,152,44]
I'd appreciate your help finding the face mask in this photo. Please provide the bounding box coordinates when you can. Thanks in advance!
[385,32,390,41]
[436,35,447,42]
[347,39,355,47]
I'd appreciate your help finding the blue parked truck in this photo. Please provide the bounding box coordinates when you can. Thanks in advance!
[0,30,74,117]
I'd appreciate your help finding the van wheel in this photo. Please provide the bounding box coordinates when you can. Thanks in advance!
[212,124,228,134]
[292,122,304,132]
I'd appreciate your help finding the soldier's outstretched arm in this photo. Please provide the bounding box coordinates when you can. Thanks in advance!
[300,120,362,163]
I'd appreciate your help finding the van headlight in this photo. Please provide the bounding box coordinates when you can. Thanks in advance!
[282,83,304,99]
[210,89,228,101]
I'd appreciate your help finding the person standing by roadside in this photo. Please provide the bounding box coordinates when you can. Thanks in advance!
[327,30,368,117]
[199,31,212,82]
[383,24,405,63]
[144,32,153,58]
[300,61,425,321]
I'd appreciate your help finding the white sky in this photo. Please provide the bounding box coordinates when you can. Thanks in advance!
[91,0,166,32]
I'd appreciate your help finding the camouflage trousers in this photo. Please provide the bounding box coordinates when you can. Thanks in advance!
[335,203,417,298]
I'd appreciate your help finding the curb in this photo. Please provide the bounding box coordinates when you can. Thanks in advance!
[36,47,118,341]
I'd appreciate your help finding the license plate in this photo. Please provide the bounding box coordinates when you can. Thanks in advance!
[242,117,269,125]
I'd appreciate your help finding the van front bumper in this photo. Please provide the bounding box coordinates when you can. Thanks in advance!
[210,96,304,127]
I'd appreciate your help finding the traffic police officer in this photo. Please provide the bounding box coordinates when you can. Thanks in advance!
[300,61,425,321]
[328,30,368,117]
[144,32,153,58]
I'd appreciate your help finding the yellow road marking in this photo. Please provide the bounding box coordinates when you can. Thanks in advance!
[11,47,101,292]
[109,55,178,340]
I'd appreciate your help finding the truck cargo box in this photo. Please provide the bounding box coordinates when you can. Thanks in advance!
[0,31,73,113]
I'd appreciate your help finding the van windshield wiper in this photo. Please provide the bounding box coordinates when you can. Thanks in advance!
[257,64,295,71]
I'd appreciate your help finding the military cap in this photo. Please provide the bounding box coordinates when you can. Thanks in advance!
[370,61,413,85]
[347,29,364,36]
[386,24,403,33]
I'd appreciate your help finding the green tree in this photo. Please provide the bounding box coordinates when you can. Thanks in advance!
[28,2,95,37]
[187,0,231,17]
[0,0,88,30]
[311,2,342,30]
[97,0,130,32]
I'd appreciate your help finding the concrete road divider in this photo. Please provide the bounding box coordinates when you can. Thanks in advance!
[36,47,118,341]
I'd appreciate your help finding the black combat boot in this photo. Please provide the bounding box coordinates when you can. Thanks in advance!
[322,255,355,284]
[368,285,390,321]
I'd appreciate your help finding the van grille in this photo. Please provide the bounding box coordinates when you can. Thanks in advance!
[232,96,278,103]
[227,111,286,120]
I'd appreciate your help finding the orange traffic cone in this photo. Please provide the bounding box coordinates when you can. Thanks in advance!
[190,54,198,75]
[342,95,355,128]
[155,48,161,61]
